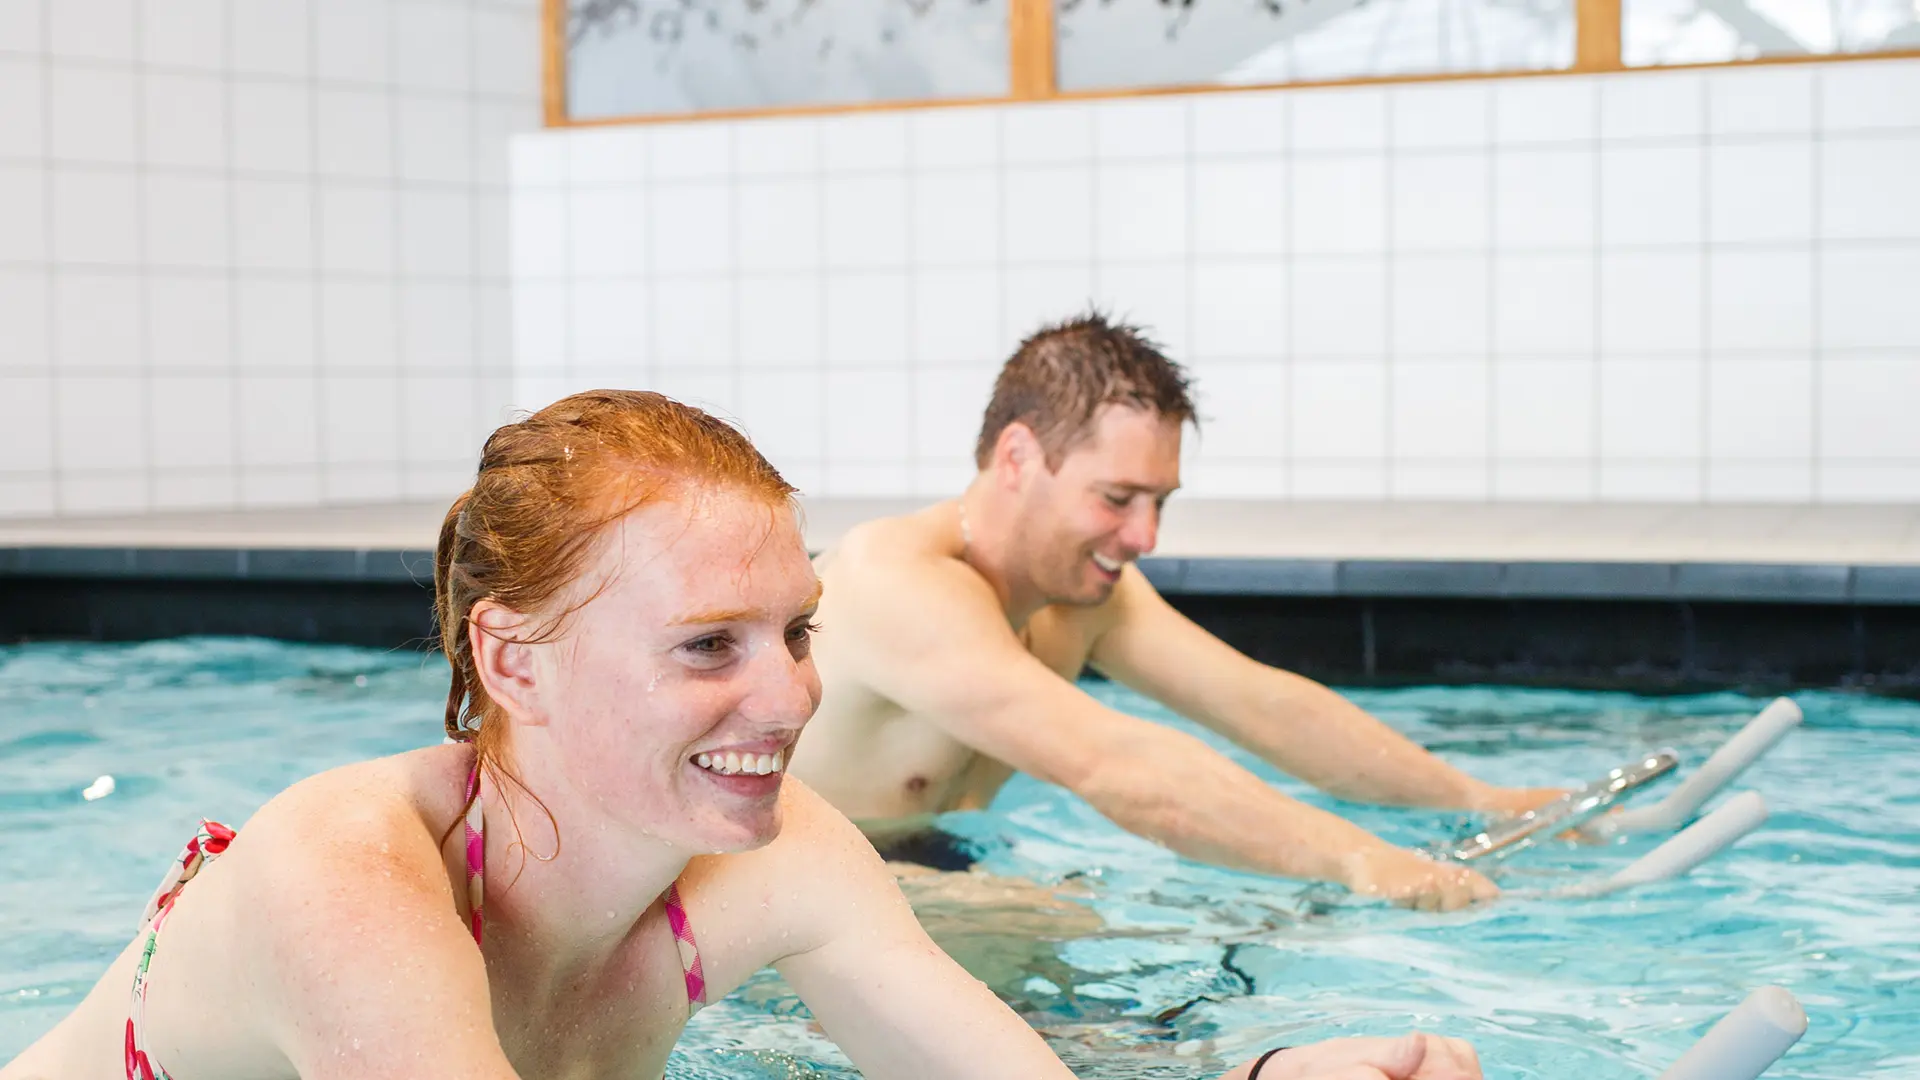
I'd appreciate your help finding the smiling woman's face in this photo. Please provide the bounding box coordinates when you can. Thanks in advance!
[526,487,823,854]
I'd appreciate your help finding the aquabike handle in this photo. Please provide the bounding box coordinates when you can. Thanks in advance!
[1657,985,1807,1080]
[1589,698,1801,840]
[1442,750,1678,863]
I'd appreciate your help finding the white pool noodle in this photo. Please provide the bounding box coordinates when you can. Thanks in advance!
[1592,699,1801,838]
[1657,986,1807,1080]
[1536,792,1768,900]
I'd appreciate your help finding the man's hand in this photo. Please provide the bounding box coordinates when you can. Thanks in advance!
[1220,1033,1483,1080]
[1342,846,1497,912]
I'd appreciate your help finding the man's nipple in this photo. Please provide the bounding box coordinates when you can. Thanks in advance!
[905,775,929,795]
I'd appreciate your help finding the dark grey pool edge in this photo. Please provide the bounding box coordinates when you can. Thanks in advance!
[5,545,1920,605]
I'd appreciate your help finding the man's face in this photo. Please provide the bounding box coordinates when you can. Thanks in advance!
[1016,404,1182,606]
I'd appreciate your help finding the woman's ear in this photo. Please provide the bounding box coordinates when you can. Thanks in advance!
[469,601,548,727]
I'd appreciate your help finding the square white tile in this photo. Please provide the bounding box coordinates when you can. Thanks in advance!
[736,369,825,465]
[0,0,40,51]
[910,108,999,169]
[650,123,733,181]
[237,466,321,508]
[1001,102,1093,165]
[1002,165,1093,263]
[315,89,394,180]
[1707,142,1814,244]
[566,129,650,185]
[0,59,43,160]
[1390,461,1490,500]
[1493,460,1594,500]
[0,375,54,471]
[825,369,911,463]
[475,282,513,368]
[1092,262,1189,357]
[1292,156,1387,255]
[1192,160,1286,257]
[314,0,391,84]
[1291,359,1387,459]
[824,173,909,269]
[1707,461,1812,502]
[1708,250,1814,352]
[1093,98,1187,160]
[732,118,815,177]
[1493,358,1594,458]
[142,73,227,170]
[1818,58,1920,132]
[509,189,566,279]
[737,274,822,368]
[1001,264,1093,346]
[824,462,913,497]
[52,271,138,371]
[567,279,647,367]
[234,278,316,370]
[1393,254,1490,356]
[50,66,137,164]
[1820,247,1920,350]
[150,471,237,512]
[401,189,477,278]
[51,168,139,266]
[1816,462,1920,502]
[1820,136,1920,242]
[735,177,820,273]
[1183,461,1288,499]
[1095,163,1188,262]
[148,275,231,371]
[652,279,736,366]
[822,112,909,171]
[1706,355,1812,460]
[233,178,316,272]
[1292,461,1388,499]
[144,174,231,270]
[1599,144,1702,246]
[1493,147,1596,249]
[1599,251,1703,353]
[399,282,474,371]
[1191,260,1287,359]
[476,102,542,188]
[319,279,396,371]
[824,272,910,368]
[230,0,310,78]
[1392,82,1492,151]
[1291,86,1387,152]
[651,183,733,275]
[912,268,1003,366]
[912,366,997,460]
[912,170,998,267]
[1391,153,1490,252]
[1492,254,1594,355]
[1598,462,1702,502]
[320,374,400,465]
[1600,70,1705,140]
[1708,65,1814,136]
[55,374,145,469]
[0,167,43,264]
[472,6,539,98]
[510,281,567,369]
[321,185,397,275]
[1819,356,1920,459]
[149,375,234,469]
[0,269,50,367]
[231,80,312,174]
[1191,90,1287,157]
[1495,76,1597,145]
[138,0,224,70]
[59,474,150,514]
[398,376,479,467]
[1391,359,1489,458]
[1292,257,1387,357]
[1598,355,1703,458]
[567,187,647,278]
[1190,361,1288,459]
[511,132,570,188]
[393,1,469,92]
[396,98,472,185]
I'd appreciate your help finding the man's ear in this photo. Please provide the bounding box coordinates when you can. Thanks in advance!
[469,600,548,727]
[991,421,1045,489]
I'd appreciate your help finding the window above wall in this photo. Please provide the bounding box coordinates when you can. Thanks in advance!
[542,0,1920,125]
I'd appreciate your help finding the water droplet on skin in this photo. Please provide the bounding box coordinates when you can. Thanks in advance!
[354,674,368,687]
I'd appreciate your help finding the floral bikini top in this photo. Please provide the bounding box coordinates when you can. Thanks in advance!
[124,766,708,1080]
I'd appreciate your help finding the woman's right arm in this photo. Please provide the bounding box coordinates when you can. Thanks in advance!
[227,797,521,1080]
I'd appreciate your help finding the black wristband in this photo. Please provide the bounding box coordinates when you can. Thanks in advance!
[1249,1047,1289,1079]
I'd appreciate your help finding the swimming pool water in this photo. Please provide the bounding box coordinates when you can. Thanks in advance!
[2,639,1916,1078]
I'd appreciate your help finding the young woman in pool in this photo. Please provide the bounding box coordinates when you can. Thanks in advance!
[1,391,1481,1080]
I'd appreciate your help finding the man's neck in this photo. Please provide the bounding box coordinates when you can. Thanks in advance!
[955,478,1050,629]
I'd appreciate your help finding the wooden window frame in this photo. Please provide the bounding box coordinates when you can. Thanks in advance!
[543,0,1920,128]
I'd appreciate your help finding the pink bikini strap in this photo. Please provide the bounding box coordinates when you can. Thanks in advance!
[663,880,707,1011]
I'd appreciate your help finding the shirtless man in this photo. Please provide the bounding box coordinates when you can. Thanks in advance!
[789,314,1562,911]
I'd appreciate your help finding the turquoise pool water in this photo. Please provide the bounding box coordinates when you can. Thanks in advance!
[1,639,1915,1077]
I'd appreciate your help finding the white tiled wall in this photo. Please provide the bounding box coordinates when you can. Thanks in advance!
[511,57,1920,504]
[0,0,542,518]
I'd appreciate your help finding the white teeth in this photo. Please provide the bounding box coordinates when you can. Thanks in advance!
[696,752,712,768]
[724,751,741,774]
[772,750,785,773]
[695,749,789,776]
[759,753,776,774]
[1092,553,1123,573]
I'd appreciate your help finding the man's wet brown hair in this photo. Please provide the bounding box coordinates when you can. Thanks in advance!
[974,312,1197,470]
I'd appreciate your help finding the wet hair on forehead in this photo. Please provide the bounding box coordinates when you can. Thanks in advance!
[975,310,1198,470]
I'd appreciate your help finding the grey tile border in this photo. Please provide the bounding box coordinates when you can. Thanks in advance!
[13,547,140,576]
[242,548,364,581]
[1339,560,1503,598]
[1850,564,1920,604]
[1499,561,1676,600]
[1180,558,1340,595]
[131,549,248,579]
[1672,562,1853,604]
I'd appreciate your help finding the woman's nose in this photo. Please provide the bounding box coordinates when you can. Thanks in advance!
[744,640,817,727]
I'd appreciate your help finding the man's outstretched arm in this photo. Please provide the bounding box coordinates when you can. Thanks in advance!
[1088,568,1561,817]
[837,553,1495,909]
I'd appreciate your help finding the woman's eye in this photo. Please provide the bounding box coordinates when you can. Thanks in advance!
[685,634,732,656]
[786,621,820,654]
